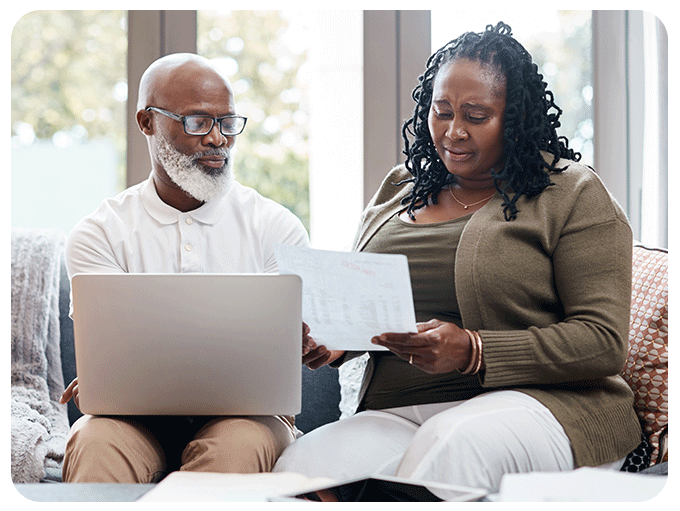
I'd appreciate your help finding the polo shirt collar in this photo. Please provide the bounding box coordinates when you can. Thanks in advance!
[140,176,230,225]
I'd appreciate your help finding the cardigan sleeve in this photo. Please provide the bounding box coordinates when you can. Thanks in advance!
[458,164,634,387]
[480,218,633,386]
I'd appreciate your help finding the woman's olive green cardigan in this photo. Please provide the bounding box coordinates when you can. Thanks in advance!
[344,154,641,467]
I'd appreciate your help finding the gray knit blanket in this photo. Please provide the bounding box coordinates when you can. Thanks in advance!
[11,228,70,483]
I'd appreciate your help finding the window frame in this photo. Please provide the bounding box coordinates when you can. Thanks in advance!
[126,10,197,187]
[592,10,668,248]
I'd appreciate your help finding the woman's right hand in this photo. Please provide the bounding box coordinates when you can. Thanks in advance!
[302,322,344,369]
[59,377,80,410]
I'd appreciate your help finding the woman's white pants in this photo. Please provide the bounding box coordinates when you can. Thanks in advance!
[275,390,620,492]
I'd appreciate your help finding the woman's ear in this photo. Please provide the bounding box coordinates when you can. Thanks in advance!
[136,109,154,135]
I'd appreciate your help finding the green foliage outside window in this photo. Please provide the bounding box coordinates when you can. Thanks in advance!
[11,10,128,189]
[11,10,310,231]
[198,10,310,230]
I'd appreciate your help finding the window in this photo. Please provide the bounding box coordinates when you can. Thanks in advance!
[11,11,127,235]
[625,11,668,248]
[197,10,363,250]
[11,10,666,248]
[11,10,364,250]
[197,11,311,231]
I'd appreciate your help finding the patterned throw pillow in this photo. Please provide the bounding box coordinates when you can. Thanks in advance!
[621,245,668,465]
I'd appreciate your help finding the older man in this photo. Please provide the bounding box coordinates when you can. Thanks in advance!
[59,53,310,483]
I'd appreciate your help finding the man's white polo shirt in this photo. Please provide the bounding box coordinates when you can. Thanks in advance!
[65,176,309,278]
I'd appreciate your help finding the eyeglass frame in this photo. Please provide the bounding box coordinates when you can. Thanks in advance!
[145,106,247,136]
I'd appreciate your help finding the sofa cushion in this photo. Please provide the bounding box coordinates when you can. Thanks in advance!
[297,365,341,433]
[620,245,668,465]
[59,256,81,426]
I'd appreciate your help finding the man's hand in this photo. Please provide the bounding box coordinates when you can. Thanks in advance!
[302,322,344,370]
[60,377,80,410]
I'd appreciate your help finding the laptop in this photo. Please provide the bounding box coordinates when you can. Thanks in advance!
[70,273,302,416]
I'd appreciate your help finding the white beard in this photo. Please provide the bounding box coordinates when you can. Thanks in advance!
[155,135,234,203]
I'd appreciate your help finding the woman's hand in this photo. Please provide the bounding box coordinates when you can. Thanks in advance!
[59,377,80,410]
[302,322,344,370]
[371,319,476,374]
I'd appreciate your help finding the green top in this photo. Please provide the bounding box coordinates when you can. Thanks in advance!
[362,213,485,409]
[340,153,641,468]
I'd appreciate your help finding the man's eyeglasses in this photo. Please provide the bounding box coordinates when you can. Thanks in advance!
[146,107,247,136]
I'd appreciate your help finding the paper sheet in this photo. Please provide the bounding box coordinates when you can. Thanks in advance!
[495,467,668,502]
[138,471,337,502]
[274,245,417,351]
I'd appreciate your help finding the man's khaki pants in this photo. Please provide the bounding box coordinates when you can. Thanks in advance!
[62,414,295,483]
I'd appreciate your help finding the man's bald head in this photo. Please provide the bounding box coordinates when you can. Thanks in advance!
[136,53,233,111]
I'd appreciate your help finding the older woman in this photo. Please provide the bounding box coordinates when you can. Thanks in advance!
[277,22,641,492]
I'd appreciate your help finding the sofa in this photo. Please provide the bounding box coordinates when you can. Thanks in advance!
[10,227,667,500]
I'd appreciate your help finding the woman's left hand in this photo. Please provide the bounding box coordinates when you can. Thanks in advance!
[371,319,473,374]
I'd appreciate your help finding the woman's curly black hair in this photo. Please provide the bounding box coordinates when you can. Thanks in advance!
[400,21,580,221]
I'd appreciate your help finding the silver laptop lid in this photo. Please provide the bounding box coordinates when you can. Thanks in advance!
[71,273,302,416]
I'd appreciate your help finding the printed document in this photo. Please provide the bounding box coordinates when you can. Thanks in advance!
[274,245,417,351]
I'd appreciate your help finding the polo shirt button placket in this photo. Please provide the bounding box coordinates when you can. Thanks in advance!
[179,215,200,273]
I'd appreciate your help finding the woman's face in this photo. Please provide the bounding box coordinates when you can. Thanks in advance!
[427,58,506,187]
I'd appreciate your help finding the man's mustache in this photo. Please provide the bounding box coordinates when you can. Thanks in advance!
[192,148,230,160]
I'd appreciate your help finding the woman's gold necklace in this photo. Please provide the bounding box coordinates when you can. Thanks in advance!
[448,186,496,210]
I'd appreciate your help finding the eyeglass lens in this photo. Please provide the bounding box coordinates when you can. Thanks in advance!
[184,116,245,136]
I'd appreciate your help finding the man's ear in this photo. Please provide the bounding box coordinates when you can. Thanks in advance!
[137,109,154,135]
